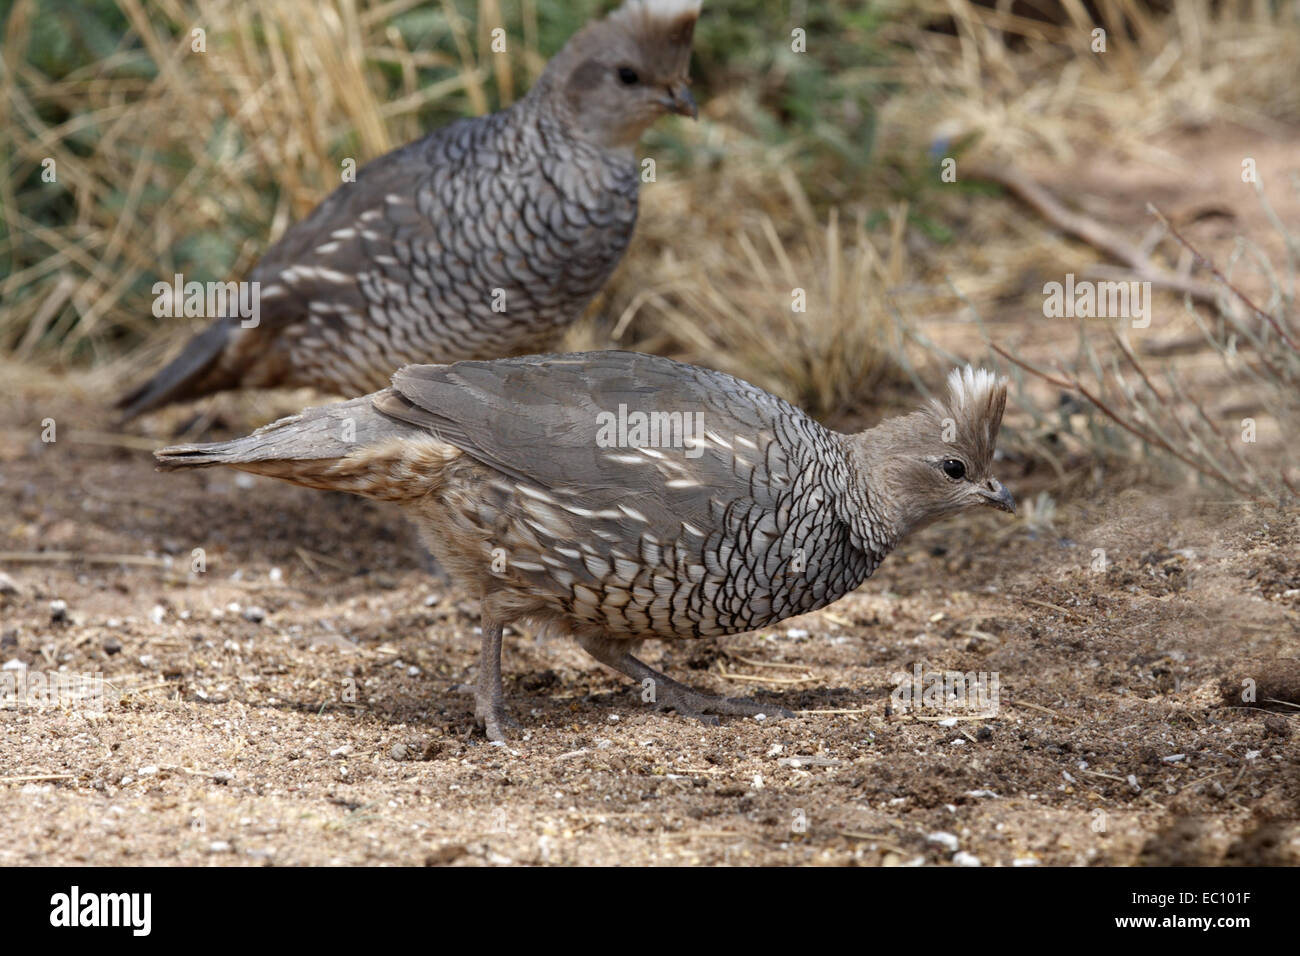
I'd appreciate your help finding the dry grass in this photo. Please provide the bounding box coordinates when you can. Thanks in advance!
[881,0,1300,165]
[583,163,907,421]
[994,200,1299,504]
[3,0,1300,498]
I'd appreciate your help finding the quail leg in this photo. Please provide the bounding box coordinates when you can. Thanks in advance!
[474,618,515,741]
[579,636,795,724]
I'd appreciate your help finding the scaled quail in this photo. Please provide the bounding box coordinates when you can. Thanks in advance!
[118,0,702,421]
[157,352,1016,739]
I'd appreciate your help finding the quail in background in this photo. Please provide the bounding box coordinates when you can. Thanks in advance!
[157,351,1017,740]
[118,0,702,421]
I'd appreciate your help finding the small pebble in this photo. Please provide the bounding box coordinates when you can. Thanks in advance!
[953,851,982,867]
[49,599,68,623]
[927,831,959,852]
[1264,715,1291,738]
[242,606,266,623]
[390,743,409,761]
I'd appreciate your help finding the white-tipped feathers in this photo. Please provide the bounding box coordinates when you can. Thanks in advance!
[946,365,1004,411]
[931,365,1008,469]
[602,0,702,69]
[614,0,702,25]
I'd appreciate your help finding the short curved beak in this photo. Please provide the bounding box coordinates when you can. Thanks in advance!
[979,478,1017,515]
[663,84,698,119]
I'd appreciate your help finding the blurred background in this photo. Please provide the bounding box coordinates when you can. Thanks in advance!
[2,0,1298,506]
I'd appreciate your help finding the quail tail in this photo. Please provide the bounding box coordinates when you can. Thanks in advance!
[116,320,233,423]
[154,392,450,504]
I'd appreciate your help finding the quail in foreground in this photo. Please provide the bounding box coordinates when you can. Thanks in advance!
[118,0,702,421]
[156,352,1016,740]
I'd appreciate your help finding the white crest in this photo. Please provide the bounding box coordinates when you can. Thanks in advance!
[616,0,702,24]
[946,365,1003,409]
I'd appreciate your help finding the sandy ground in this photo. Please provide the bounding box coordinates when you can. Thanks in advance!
[0,379,1296,867]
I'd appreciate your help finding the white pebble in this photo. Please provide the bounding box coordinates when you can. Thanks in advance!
[927,831,959,852]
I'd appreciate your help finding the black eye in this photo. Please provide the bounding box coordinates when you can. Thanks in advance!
[942,458,967,480]
[617,66,640,85]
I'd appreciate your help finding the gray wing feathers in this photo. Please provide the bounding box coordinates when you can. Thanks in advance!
[378,352,822,528]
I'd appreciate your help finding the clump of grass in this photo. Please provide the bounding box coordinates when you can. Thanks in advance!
[883,0,1300,164]
[575,156,906,423]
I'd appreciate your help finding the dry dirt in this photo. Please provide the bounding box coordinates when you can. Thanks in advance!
[0,381,1296,867]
